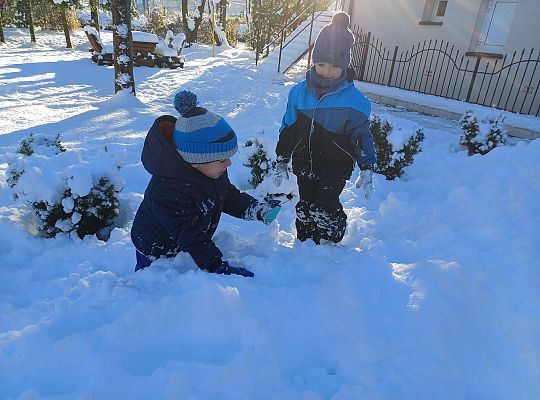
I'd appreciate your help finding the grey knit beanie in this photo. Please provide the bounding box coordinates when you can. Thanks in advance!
[312,12,354,70]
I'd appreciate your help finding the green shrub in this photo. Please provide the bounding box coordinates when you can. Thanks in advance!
[459,110,508,155]
[370,115,425,180]
[33,177,120,240]
[243,137,272,188]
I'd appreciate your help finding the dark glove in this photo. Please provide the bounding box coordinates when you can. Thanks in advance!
[256,199,282,225]
[209,261,254,278]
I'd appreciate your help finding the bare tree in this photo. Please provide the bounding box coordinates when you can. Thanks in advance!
[111,0,135,94]
[181,0,206,44]
[58,2,72,48]
[90,0,99,31]
[0,0,6,43]
[27,0,36,42]
[218,0,227,30]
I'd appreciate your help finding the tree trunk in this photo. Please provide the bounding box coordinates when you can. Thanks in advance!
[90,0,99,31]
[27,0,36,42]
[60,5,72,48]
[111,0,135,95]
[0,8,5,43]
[181,0,206,44]
[219,0,227,30]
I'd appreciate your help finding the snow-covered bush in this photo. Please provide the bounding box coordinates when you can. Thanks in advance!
[7,134,125,240]
[7,133,65,188]
[370,115,425,180]
[459,110,508,156]
[241,137,272,188]
[32,177,120,239]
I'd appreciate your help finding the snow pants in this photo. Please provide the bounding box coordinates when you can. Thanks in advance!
[295,175,347,244]
[135,250,153,271]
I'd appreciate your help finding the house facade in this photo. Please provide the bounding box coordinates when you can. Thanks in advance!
[340,0,540,117]
[344,0,540,58]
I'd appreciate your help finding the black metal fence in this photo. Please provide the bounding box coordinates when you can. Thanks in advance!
[350,26,540,117]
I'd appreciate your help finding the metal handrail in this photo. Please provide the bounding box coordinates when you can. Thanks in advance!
[252,0,343,69]
[262,0,338,57]
[261,2,316,54]
[281,6,329,51]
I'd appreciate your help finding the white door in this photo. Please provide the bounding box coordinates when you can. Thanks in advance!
[478,0,519,52]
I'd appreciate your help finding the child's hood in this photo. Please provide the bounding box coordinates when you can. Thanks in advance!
[141,115,197,180]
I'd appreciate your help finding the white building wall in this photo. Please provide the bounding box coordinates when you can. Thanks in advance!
[344,0,538,56]
[504,0,540,53]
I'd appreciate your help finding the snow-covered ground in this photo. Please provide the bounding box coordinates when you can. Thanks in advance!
[1,28,539,399]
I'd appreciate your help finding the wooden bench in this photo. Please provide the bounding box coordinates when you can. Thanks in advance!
[84,26,184,69]
[84,27,113,66]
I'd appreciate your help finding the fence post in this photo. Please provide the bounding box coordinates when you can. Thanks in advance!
[307,1,316,69]
[466,56,482,102]
[387,45,399,86]
[359,31,371,81]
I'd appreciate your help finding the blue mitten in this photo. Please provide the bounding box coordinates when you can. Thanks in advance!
[212,261,254,278]
[257,199,282,225]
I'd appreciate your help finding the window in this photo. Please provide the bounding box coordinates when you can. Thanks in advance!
[420,0,447,25]
[434,1,448,18]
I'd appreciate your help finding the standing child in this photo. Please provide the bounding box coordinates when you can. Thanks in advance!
[273,12,376,244]
[131,91,281,277]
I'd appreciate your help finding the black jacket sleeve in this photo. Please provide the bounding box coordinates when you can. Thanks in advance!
[275,88,299,162]
[222,179,259,220]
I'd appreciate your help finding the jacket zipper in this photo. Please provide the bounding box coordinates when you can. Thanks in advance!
[290,137,303,158]
[331,140,356,162]
[308,84,350,177]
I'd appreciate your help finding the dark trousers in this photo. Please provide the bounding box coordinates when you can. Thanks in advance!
[295,175,347,244]
[135,250,153,271]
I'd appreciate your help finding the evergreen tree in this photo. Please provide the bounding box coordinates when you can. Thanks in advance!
[370,115,425,180]
[459,110,508,156]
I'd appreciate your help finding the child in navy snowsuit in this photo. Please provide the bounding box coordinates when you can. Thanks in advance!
[274,12,376,244]
[131,91,281,277]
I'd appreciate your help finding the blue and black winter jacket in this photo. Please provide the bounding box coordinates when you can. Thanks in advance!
[276,80,375,179]
[131,115,258,270]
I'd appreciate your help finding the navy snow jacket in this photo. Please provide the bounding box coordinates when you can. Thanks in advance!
[131,115,259,270]
[276,79,376,179]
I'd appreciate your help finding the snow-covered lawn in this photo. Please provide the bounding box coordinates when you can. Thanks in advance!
[1,28,539,399]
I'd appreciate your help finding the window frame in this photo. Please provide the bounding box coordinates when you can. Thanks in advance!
[432,0,449,21]
[419,0,445,26]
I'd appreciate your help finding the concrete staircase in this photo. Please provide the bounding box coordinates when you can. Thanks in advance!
[258,10,335,74]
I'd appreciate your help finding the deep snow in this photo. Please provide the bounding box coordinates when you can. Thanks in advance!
[0,28,539,400]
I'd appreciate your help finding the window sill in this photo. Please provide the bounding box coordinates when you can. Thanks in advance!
[465,51,504,59]
[419,20,443,26]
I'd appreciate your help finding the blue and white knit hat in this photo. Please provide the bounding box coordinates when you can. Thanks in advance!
[312,12,354,70]
[172,90,238,164]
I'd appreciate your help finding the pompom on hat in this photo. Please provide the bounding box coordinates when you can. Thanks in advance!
[172,90,238,164]
[312,12,354,70]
